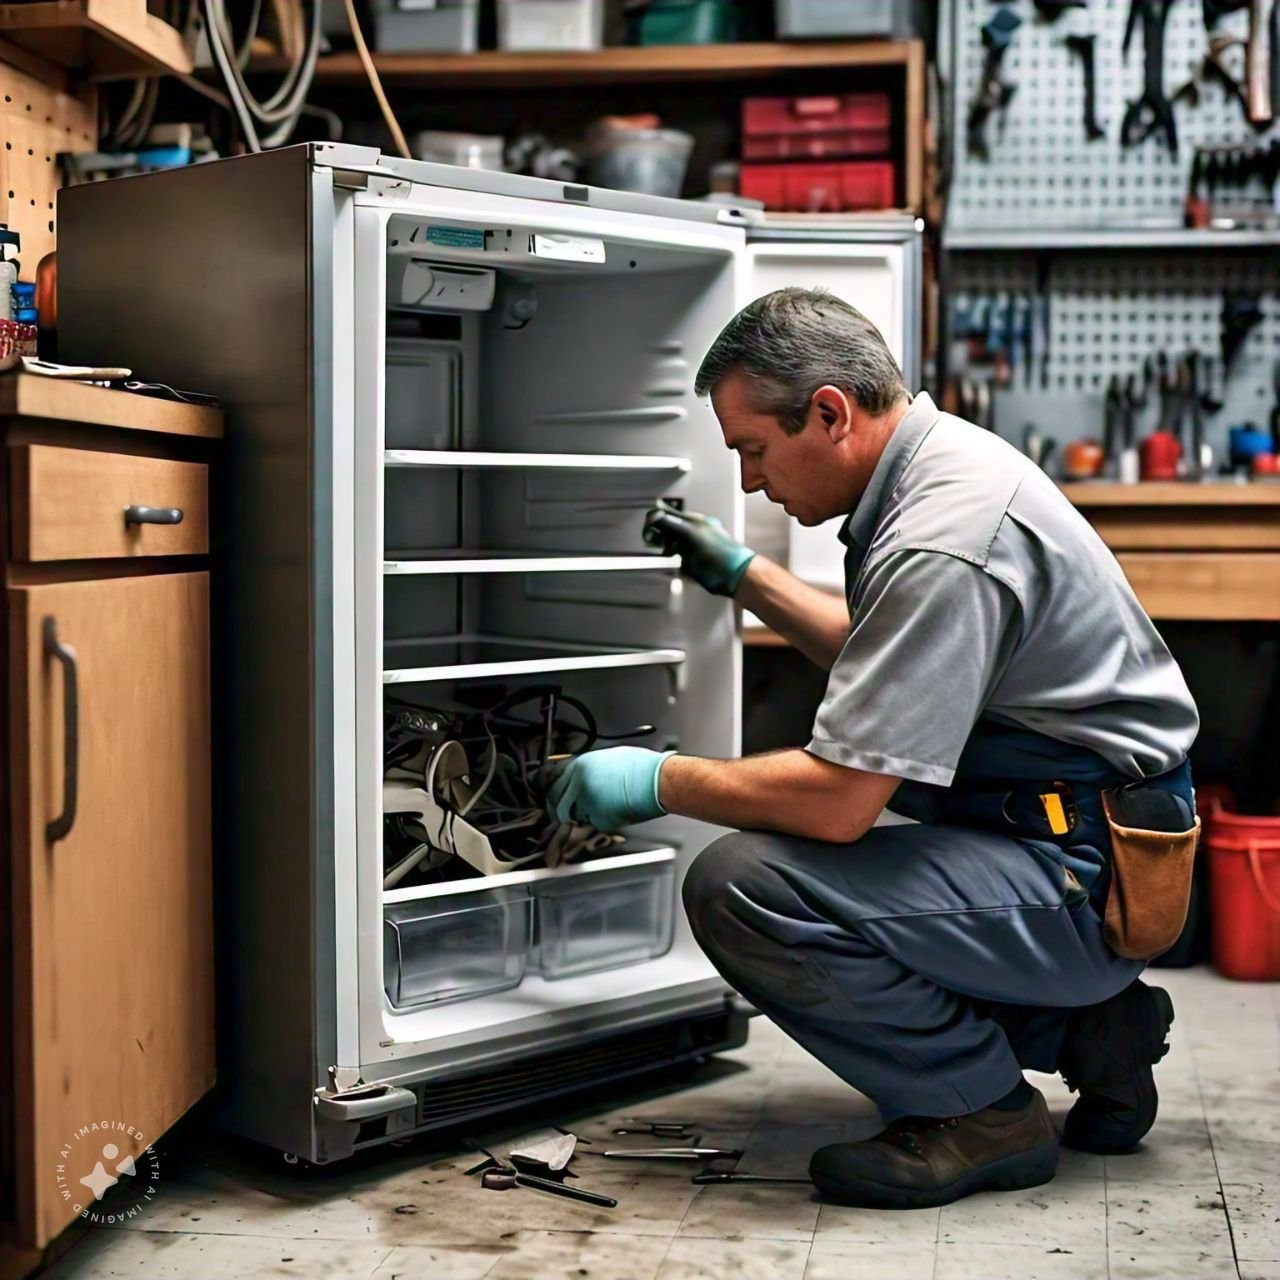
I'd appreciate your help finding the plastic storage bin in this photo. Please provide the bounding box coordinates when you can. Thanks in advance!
[384,887,532,1008]
[413,131,504,170]
[498,0,604,50]
[627,0,751,44]
[742,95,892,161]
[776,0,916,38]
[372,0,480,53]
[739,160,896,212]
[533,863,675,979]
[586,123,694,197]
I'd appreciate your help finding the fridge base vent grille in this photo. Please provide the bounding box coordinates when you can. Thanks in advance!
[409,1005,745,1132]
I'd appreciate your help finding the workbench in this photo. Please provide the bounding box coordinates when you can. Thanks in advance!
[743,482,1280,645]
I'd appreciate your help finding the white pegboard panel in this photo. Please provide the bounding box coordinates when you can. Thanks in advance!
[951,250,1280,456]
[949,0,1280,230]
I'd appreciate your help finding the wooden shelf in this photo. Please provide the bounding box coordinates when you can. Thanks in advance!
[0,1,192,80]
[1062,482,1280,507]
[304,39,919,88]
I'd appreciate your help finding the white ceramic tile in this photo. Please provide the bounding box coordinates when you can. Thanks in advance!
[1102,1113,1217,1185]
[935,1241,1106,1280]
[805,1242,937,1280]
[1226,1183,1280,1259]
[656,1235,810,1280]
[1239,1262,1280,1280]
[1109,1251,1243,1280]
[1210,1134,1280,1186]
[1105,1184,1234,1257]
[814,1202,940,1247]
[676,1183,819,1242]
[938,1177,1106,1251]
[485,1230,671,1280]
[39,1230,396,1279]
[372,1243,519,1279]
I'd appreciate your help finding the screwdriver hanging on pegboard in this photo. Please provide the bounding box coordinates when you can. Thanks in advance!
[1066,33,1107,140]
[967,7,1022,160]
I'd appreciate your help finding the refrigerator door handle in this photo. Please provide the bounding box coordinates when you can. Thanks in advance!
[314,1085,417,1122]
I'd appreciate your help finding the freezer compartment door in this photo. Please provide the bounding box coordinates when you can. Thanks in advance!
[739,228,922,595]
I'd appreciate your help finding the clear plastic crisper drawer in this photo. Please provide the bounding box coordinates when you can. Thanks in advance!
[532,863,675,980]
[384,887,531,1009]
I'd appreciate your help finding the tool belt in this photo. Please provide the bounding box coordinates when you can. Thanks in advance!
[944,777,1200,963]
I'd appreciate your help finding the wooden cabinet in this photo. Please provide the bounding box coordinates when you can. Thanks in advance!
[0,376,221,1260]
[1066,484,1280,622]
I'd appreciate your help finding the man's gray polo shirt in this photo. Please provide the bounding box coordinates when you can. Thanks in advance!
[805,392,1199,787]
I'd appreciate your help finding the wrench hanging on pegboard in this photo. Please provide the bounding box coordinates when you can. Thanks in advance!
[947,0,1280,230]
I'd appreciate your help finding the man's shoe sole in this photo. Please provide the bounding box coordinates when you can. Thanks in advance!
[1061,984,1174,1156]
[810,1140,1060,1210]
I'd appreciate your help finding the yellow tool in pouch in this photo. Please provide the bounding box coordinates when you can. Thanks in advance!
[1101,788,1200,961]
[1040,790,1069,836]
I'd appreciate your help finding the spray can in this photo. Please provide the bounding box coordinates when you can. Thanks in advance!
[0,225,19,323]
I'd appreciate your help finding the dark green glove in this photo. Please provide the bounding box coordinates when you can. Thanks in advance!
[643,500,756,597]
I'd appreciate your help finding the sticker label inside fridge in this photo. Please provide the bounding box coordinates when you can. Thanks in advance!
[425,225,486,251]
[530,234,607,264]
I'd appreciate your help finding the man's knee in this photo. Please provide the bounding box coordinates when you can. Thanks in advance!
[682,830,781,943]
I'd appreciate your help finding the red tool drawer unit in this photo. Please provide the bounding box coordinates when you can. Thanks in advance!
[742,94,892,161]
[739,161,897,213]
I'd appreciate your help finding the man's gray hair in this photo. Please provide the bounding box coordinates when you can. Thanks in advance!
[694,287,908,434]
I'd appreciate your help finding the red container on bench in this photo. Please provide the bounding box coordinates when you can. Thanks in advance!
[1203,796,1280,981]
[739,160,896,212]
[742,94,891,161]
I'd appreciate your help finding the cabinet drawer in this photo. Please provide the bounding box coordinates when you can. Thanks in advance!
[10,445,209,561]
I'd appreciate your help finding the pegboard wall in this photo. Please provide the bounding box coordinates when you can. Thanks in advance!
[0,51,96,268]
[948,0,1280,230]
[950,250,1280,455]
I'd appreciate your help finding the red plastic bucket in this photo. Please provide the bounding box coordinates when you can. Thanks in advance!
[1204,798,1280,981]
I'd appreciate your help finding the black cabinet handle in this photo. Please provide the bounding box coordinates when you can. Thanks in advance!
[42,616,78,844]
[124,505,183,526]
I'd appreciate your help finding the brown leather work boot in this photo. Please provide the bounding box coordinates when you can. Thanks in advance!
[809,1088,1059,1209]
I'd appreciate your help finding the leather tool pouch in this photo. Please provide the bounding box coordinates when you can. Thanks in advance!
[1101,787,1200,961]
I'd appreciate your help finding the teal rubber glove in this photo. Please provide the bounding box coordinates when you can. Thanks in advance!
[643,501,756,597]
[547,747,677,833]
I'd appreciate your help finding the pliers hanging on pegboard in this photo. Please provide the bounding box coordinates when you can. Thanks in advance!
[1122,0,1181,155]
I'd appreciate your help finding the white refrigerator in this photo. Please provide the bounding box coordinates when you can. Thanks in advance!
[58,145,920,1164]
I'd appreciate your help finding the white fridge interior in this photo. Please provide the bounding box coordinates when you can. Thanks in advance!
[345,179,747,1078]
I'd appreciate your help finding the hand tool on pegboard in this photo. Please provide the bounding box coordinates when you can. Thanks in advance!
[1221,288,1265,366]
[967,7,1023,159]
[1200,0,1274,125]
[1032,0,1087,17]
[1066,33,1107,141]
[1122,0,1181,154]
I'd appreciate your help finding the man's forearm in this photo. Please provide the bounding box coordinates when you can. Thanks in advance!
[658,749,899,844]
[736,556,850,670]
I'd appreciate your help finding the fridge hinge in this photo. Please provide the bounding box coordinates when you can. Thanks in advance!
[328,1064,363,1092]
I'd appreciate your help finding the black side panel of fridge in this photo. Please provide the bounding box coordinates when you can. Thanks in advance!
[59,145,336,1159]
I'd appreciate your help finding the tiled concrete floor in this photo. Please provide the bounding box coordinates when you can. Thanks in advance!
[40,967,1280,1280]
